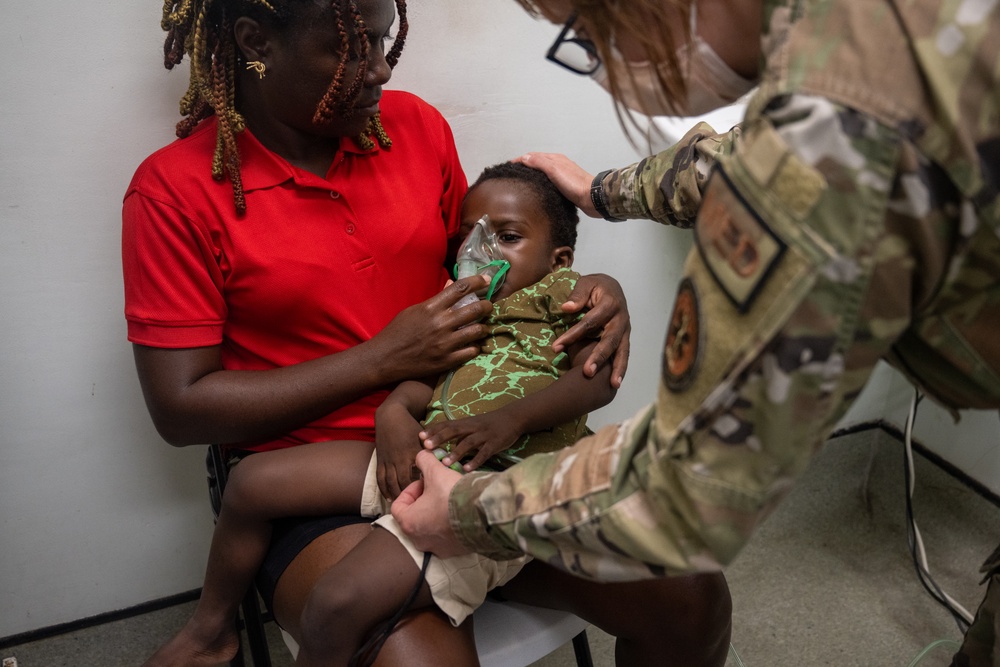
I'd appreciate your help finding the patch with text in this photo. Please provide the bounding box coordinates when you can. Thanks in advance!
[695,169,786,313]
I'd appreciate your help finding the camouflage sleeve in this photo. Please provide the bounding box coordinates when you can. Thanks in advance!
[448,94,949,579]
[602,122,743,228]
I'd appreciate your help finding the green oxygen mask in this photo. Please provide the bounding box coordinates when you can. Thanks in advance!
[452,215,510,309]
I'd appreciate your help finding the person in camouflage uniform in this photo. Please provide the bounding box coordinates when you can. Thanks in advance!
[392,0,1000,663]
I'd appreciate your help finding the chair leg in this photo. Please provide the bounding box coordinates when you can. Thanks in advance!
[241,590,272,667]
[571,630,593,667]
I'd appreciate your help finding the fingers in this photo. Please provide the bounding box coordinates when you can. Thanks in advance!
[515,153,595,215]
[611,324,631,387]
[419,424,469,466]
[376,460,390,500]
[418,423,447,448]
[393,478,424,508]
[554,273,629,385]
[378,282,491,382]
[412,448,448,478]
[583,330,618,379]
[441,436,478,467]
[438,274,491,308]
[557,280,589,317]
[378,460,401,500]
[391,454,470,558]
[553,311,599,353]
[460,448,493,473]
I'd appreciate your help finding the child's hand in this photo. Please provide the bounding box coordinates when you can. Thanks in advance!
[419,412,522,472]
[375,407,425,500]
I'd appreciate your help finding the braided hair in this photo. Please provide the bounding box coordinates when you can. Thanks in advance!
[160,0,408,214]
[470,162,579,250]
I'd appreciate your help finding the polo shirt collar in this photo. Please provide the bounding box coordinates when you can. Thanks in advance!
[235,122,381,192]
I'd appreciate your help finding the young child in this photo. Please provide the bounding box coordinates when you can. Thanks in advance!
[143,162,616,667]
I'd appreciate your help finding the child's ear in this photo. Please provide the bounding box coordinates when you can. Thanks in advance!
[550,246,574,270]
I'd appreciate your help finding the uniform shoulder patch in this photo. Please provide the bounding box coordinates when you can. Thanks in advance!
[695,168,787,313]
[663,278,702,391]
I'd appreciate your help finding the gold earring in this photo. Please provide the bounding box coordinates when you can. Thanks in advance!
[245,61,266,79]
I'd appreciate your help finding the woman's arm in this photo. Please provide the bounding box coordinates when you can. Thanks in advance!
[554,273,630,388]
[134,277,492,447]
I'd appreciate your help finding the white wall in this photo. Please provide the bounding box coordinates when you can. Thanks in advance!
[1,0,996,640]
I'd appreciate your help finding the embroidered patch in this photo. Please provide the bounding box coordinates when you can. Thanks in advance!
[695,168,786,313]
[663,278,701,392]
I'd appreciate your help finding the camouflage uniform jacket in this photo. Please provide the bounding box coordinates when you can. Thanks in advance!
[423,268,589,467]
[449,0,1000,580]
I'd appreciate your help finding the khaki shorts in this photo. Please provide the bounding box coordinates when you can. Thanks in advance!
[360,452,529,625]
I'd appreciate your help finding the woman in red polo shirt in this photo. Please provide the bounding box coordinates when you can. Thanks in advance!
[124,0,732,665]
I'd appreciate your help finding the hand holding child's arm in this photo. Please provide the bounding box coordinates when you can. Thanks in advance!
[555,274,631,389]
[374,380,435,500]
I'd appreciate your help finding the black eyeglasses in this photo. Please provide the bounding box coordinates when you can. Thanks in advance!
[545,12,601,76]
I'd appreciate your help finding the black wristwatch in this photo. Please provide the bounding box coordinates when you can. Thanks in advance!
[590,170,626,222]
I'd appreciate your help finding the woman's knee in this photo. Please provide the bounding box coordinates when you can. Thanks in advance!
[634,572,732,664]
[219,460,259,514]
[299,572,363,639]
[221,454,291,516]
[548,569,733,665]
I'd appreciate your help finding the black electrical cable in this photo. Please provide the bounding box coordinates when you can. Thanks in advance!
[348,551,433,667]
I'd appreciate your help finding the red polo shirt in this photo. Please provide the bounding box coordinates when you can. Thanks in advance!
[123,91,467,450]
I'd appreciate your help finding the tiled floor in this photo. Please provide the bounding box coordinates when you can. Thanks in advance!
[4,428,998,666]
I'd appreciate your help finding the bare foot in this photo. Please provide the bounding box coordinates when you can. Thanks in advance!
[141,618,239,667]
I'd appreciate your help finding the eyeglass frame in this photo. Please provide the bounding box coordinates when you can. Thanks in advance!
[544,12,601,76]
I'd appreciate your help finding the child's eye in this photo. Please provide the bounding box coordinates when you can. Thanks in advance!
[498,232,521,243]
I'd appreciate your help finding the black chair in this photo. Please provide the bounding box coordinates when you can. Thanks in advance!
[205,444,593,667]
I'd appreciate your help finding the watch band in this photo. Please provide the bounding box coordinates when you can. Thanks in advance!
[590,170,625,222]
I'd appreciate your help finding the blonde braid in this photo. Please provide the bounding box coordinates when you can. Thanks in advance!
[355,112,392,151]
[161,0,275,214]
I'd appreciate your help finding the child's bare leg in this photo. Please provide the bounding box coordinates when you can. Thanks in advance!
[295,526,478,667]
[143,440,375,667]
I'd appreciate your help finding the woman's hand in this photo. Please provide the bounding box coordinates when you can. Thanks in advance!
[372,275,493,384]
[419,411,522,472]
[557,274,631,388]
[514,153,598,218]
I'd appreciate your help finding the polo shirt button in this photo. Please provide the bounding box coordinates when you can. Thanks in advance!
[330,190,340,199]
[346,223,356,235]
